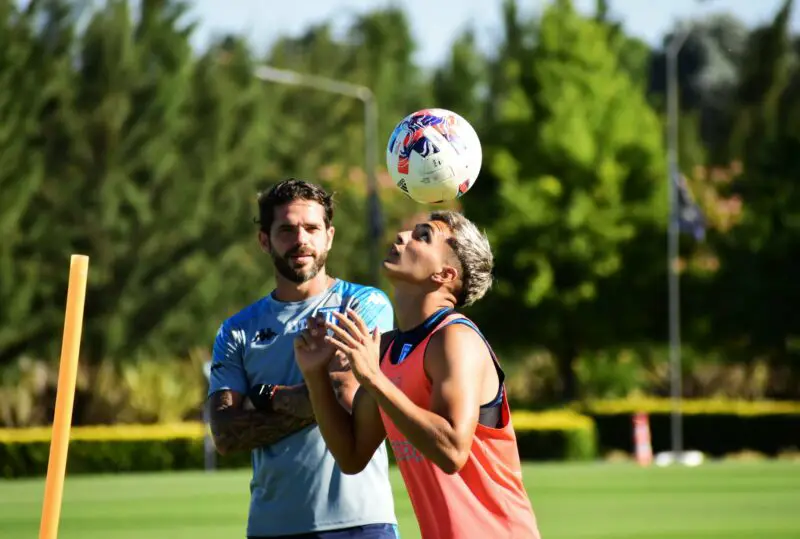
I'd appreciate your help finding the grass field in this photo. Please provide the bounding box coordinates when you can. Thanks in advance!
[1,461,798,538]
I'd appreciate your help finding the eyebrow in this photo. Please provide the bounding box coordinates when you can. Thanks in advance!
[277,221,323,228]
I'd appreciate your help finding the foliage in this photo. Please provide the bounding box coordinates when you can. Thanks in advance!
[461,0,666,400]
[0,0,798,407]
[575,397,800,415]
[0,411,598,477]
[583,409,800,458]
[704,0,800,381]
[574,397,800,457]
[0,352,208,427]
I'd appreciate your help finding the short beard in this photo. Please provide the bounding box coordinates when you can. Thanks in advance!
[270,246,329,284]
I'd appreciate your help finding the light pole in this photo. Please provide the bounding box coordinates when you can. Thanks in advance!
[253,66,384,286]
[666,25,691,461]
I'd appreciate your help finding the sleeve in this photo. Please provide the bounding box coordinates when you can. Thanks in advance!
[350,288,395,334]
[208,321,249,398]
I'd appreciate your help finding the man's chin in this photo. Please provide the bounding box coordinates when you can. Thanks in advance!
[288,271,318,284]
[271,249,328,285]
[381,260,402,278]
[275,265,318,284]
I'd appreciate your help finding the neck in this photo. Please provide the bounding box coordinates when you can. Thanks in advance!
[272,270,333,303]
[393,284,454,332]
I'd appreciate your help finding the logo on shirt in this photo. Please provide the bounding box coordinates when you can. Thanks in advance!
[397,343,413,364]
[252,327,278,347]
[391,439,424,463]
[365,292,387,306]
[286,311,340,333]
[284,294,362,334]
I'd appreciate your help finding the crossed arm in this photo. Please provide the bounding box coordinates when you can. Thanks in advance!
[304,322,487,475]
[208,385,313,455]
[208,369,357,455]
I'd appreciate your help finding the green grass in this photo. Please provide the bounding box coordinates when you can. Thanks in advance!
[1,461,798,538]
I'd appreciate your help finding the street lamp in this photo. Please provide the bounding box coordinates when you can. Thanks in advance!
[666,25,691,462]
[253,66,384,286]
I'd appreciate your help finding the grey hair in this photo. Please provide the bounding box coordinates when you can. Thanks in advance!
[429,210,494,307]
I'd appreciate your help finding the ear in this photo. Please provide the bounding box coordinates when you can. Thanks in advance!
[258,230,271,253]
[431,264,459,285]
[326,225,335,250]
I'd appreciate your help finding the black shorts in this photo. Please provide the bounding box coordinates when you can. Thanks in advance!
[249,523,400,539]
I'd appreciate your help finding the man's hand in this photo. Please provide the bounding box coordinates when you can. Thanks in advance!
[294,314,337,376]
[325,309,382,387]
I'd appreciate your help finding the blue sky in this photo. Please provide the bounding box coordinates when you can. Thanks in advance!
[185,0,800,67]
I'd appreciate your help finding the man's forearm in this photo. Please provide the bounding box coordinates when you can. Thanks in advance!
[364,373,463,473]
[210,408,315,454]
[304,370,361,472]
[272,383,314,418]
[209,386,314,455]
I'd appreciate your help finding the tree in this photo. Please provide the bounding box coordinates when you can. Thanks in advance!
[0,0,79,364]
[703,0,799,390]
[1,0,278,364]
[649,14,750,163]
[464,0,666,400]
[432,28,487,127]
[263,8,432,286]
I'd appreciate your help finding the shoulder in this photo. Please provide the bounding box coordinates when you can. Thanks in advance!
[425,317,486,371]
[338,281,392,311]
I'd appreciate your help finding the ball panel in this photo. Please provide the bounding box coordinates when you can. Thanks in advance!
[386,108,482,204]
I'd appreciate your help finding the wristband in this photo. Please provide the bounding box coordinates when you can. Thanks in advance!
[249,384,278,412]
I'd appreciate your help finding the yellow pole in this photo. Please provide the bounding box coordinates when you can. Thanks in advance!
[39,255,89,539]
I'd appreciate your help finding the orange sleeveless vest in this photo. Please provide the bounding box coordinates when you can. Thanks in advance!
[379,313,541,539]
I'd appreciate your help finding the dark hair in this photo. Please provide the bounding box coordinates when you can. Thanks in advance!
[256,178,335,233]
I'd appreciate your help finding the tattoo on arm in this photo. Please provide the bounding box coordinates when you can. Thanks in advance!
[272,384,314,419]
[208,390,315,455]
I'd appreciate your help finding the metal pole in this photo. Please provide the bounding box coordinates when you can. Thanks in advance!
[666,27,690,461]
[362,92,383,285]
[253,66,384,285]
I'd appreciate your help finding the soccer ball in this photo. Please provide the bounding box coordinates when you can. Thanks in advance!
[385,108,482,204]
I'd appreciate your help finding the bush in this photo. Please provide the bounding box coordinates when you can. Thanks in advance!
[0,423,249,479]
[574,398,800,457]
[513,410,598,461]
[0,411,597,478]
[0,353,210,428]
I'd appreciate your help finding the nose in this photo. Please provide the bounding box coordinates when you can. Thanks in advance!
[396,231,410,245]
[293,227,311,244]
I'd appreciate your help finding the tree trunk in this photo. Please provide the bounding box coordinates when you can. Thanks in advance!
[557,346,578,402]
[556,320,579,402]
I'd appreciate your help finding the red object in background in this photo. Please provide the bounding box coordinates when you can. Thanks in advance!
[633,412,653,467]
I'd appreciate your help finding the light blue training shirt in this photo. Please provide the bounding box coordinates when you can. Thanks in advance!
[209,279,398,537]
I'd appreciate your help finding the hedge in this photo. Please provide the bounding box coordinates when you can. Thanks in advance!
[0,410,597,478]
[573,398,800,457]
[512,410,597,462]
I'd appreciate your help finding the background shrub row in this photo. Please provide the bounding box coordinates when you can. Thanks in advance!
[2,401,797,478]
